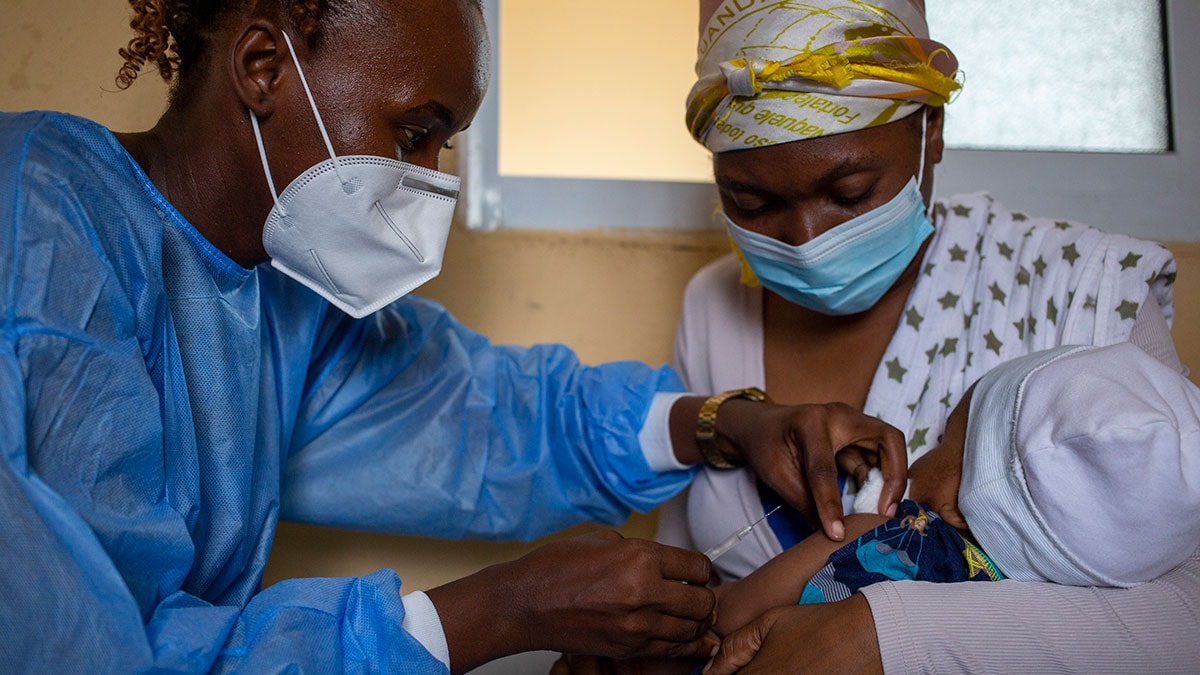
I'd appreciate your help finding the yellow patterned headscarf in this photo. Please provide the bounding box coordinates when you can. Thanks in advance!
[687,0,960,152]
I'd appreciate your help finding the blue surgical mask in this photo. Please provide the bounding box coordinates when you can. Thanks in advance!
[727,114,933,316]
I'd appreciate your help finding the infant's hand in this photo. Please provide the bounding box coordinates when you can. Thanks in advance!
[907,386,973,531]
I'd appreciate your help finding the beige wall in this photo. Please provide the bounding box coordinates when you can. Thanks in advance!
[499,0,711,182]
[2,0,168,130]
[6,0,1200,593]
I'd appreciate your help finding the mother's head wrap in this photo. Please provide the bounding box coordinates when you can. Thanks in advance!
[687,0,961,153]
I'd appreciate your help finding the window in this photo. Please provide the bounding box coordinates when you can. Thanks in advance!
[463,1,1198,242]
[930,2,1169,153]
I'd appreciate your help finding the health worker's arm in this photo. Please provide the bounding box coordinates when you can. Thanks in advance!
[276,296,719,672]
[0,111,472,673]
[279,295,695,542]
[0,334,447,674]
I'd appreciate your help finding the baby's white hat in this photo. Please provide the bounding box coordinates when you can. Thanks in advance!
[959,343,1200,587]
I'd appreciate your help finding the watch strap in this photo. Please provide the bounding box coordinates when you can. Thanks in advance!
[695,387,769,469]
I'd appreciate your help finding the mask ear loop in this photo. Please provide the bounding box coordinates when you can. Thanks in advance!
[249,109,281,212]
[278,31,343,174]
[916,107,928,190]
[248,31,351,217]
[247,31,349,213]
[254,31,348,193]
[916,107,934,220]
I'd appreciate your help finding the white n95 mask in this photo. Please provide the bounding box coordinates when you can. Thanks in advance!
[249,32,460,319]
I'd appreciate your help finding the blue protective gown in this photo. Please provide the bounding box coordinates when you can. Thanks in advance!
[0,111,693,673]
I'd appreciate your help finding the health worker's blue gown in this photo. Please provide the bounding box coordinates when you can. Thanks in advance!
[0,112,693,673]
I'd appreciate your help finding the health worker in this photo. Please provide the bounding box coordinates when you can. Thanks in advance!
[0,0,909,672]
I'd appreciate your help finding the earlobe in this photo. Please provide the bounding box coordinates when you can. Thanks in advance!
[230,21,289,118]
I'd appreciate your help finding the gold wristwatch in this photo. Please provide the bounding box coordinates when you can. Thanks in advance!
[695,387,770,469]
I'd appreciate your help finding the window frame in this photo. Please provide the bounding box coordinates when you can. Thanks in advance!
[462,0,1199,242]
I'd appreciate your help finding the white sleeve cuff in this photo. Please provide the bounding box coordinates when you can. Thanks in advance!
[639,392,691,473]
[400,591,450,670]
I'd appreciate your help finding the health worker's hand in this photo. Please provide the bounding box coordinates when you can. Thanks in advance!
[427,530,717,673]
[550,651,708,675]
[703,595,883,675]
[673,397,907,541]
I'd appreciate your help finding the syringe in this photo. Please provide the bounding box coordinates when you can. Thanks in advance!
[703,504,782,562]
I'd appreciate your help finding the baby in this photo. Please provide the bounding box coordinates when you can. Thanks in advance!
[714,342,1200,632]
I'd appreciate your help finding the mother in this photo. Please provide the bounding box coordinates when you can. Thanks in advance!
[671,0,1199,672]
[0,0,912,672]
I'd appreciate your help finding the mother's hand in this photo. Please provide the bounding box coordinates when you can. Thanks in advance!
[704,595,883,675]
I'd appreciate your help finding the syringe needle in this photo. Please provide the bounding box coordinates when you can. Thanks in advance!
[703,504,782,561]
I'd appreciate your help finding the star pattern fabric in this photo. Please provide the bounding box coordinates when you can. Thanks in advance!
[859,192,1176,466]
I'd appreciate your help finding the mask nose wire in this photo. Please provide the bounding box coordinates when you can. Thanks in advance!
[279,31,348,188]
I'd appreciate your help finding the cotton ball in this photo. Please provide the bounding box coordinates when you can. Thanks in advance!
[851,468,910,515]
[851,468,885,515]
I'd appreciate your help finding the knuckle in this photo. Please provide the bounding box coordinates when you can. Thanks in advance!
[665,621,697,644]
[598,528,624,542]
[631,536,658,556]
[797,404,823,423]
[828,401,854,414]
[621,612,654,639]
[610,578,646,610]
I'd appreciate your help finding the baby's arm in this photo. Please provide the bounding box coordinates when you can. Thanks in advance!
[713,513,889,635]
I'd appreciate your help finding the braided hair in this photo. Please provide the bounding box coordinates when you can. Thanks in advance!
[115,0,328,91]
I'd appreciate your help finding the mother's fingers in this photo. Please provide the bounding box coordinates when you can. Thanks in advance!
[801,434,846,541]
[701,611,773,675]
[746,403,909,539]
[872,423,909,515]
[836,446,874,486]
[793,404,855,541]
[827,407,908,516]
[666,632,721,661]
[751,406,849,541]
